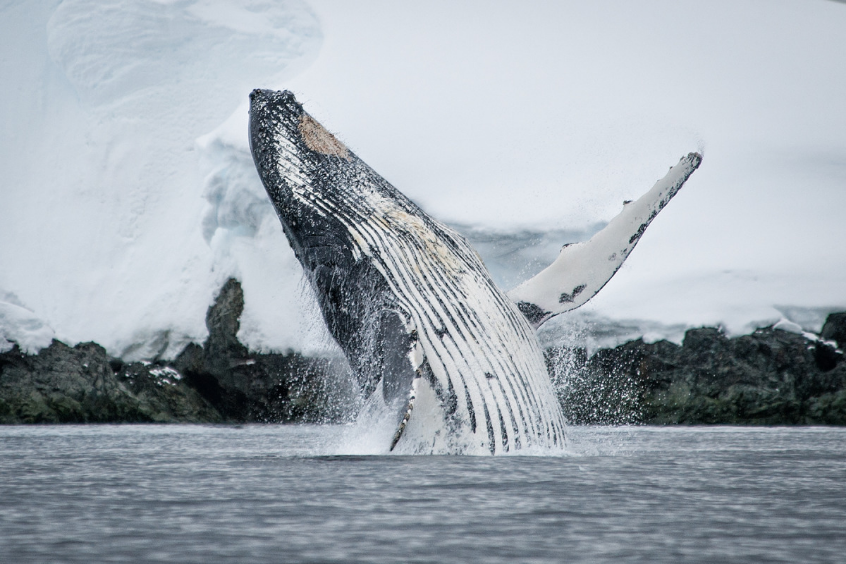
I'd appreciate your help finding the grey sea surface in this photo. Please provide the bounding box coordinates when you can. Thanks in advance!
[1,425,844,563]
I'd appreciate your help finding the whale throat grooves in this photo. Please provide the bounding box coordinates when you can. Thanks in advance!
[247,89,702,454]
[248,89,567,454]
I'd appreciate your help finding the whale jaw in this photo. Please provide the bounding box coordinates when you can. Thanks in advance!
[249,89,567,454]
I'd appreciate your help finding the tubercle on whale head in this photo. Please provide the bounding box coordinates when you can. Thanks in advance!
[248,89,358,274]
[248,89,303,181]
[248,89,349,172]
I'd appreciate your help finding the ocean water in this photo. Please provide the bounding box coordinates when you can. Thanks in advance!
[1,425,844,563]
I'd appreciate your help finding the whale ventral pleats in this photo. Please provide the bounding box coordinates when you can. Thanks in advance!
[250,89,568,454]
[249,89,706,454]
[298,114,350,160]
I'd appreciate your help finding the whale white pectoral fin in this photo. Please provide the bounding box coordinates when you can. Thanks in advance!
[388,336,426,452]
[507,152,703,329]
[390,374,419,451]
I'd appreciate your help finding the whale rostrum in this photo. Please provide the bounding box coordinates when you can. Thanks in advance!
[248,89,701,454]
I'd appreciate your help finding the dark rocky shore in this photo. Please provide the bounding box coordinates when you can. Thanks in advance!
[0,279,353,425]
[548,313,846,425]
[2,279,844,425]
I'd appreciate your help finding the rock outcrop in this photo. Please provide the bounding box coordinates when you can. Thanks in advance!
[0,278,354,424]
[0,340,220,423]
[2,277,845,426]
[548,316,846,425]
[821,312,846,351]
[172,278,356,422]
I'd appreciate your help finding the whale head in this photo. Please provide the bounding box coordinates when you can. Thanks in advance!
[248,89,357,272]
[248,89,424,405]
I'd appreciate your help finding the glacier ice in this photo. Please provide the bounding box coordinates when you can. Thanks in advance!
[0,0,328,358]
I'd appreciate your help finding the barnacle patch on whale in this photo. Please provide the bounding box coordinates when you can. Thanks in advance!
[298,114,350,159]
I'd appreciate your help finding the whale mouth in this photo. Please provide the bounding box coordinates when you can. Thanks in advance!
[249,88,294,104]
[248,89,301,129]
[249,89,349,160]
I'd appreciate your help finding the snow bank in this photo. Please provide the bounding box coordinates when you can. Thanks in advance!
[0,0,330,358]
[0,292,55,354]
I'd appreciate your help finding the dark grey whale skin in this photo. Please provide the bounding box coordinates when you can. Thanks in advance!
[248,89,419,405]
[249,89,570,454]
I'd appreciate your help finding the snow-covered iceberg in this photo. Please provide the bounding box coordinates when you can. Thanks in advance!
[0,0,328,358]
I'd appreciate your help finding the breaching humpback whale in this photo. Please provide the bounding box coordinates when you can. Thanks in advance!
[249,89,701,454]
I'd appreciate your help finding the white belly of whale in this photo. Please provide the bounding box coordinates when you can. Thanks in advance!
[248,88,700,455]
